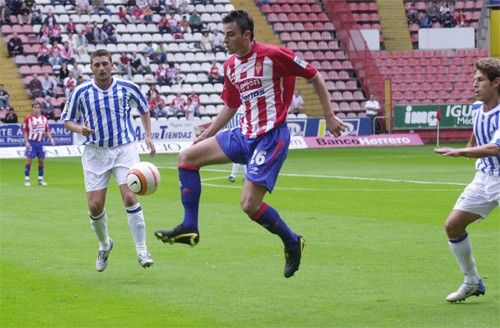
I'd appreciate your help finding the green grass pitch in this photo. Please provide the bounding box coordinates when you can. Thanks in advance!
[1,145,498,327]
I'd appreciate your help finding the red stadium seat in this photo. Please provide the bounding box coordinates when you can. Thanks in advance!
[328,71,339,80]
[342,91,353,101]
[335,81,346,90]
[268,13,278,23]
[261,4,272,14]
[338,70,350,80]
[332,91,343,101]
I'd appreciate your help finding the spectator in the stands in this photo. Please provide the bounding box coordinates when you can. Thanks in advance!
[155,43,168,64]
[130,5,143,23]
[170,93,187,117]
[74,30,88,54]
[39,27,51,44]
[188,92,201,118]
[60,41,75,64]
[426,1,441,23]
[155,63,168,85]
[130,52,145,75]
[189,10,203,33]
[407,3,419,25]
[290,90,304,115]
[0,84,10,111]
[454,10,467,27]
[30,3,43,24]
[200,31,212,52]
[18,2,31,24]
[149,0,162,13]
[75,0,91,15]
[58,62,70,85]
[167,14,181,33]
[43,9,57,27]
[148,90,167,118]
[3,107,18,123]
[207,61,223,84]
[178,0,188,14]
[210,30,225,53]
[63,72,77,99]
[91,21,106,44]
[37,42,51,65]
[442,11,456,27]
[118,52,132,79]
[93,0,111,15]
[82,22,93,43]
[42,73,57,97]
[179,15,191,33]
[166,63,183,85]
[28,74,44,98]
[440,1,453,15]
[419,12,432,28]
[70,64,83,81]
[49,23,63,44]
[142,4,154,23]
[118,6,129,23]
[143,42,155,61]
[48,41,63,72]
[40,95,55,120]
[158,13,169,33]
[364,94,380,133]
[101,19,118,44]
[65,17,77,34]
[7,32,23,57]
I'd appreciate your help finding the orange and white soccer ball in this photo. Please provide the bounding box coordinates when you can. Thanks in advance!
[126,162,161,195]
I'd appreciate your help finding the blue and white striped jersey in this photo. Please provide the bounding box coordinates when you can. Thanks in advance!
[225,107,244,130]
[61,77,148,147]
[472,101,500,176]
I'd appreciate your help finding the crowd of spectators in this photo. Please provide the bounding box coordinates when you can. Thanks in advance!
[147,88,201,119]
[407,1,469,28]
[2,0,230,123]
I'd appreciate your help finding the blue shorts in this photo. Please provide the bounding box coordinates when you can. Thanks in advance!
[216,124,290,192]
[25,140,46,159]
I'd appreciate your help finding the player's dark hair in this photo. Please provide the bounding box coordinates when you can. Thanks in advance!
[475,58,500,83]
[90,49,112,65]
[32,101,41,107]
[222,10,254,41]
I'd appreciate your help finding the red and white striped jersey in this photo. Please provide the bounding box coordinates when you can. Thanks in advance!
[221,42,317,138]
[23,114,50,141]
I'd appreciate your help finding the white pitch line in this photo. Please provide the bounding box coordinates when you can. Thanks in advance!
[158,166,468,186]
[200,181,460,192]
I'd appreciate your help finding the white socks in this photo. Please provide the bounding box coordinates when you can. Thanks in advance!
[449,232,480,284]
[126,203,147,252]
[90,211,110,250]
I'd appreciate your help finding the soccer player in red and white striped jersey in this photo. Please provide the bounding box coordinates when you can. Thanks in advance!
[23,101,55,186]
[155,10,346,278]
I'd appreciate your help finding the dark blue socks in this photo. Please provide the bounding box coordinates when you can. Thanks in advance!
[179,165,201,231]
[251,203,298,249]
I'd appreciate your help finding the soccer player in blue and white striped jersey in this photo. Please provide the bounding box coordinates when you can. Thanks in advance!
[435,57,500,303]
[61,49,157,272]
[225,107,247,182]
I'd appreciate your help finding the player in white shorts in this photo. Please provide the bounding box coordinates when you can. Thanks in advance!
[61,49,156,272]
[435,57,500,303]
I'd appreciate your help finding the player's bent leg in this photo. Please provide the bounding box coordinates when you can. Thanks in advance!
[242,182,304,278]
[155,136,229,246]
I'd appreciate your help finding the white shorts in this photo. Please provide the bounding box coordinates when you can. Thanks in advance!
[454,171,500,218]
[82,143,140,192]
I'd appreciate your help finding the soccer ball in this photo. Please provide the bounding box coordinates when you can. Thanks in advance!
[126,162,161,195]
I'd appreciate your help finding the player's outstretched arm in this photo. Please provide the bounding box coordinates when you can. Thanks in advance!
[193,105,236,144]
[434,143,500,158]
[310,73,347,137]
